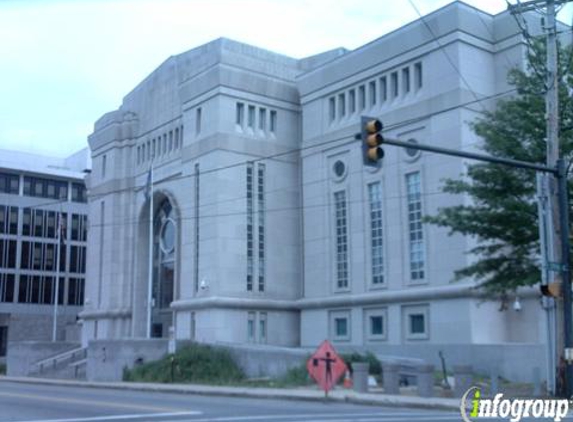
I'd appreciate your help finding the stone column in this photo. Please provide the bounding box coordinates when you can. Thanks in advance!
[417,364,434,397]
[383,362,400,395]
[352,362,369,393]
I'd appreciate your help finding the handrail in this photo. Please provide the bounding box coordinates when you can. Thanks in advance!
[33,347,86,373]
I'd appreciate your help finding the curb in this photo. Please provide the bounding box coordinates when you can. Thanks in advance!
[0,376,460,412]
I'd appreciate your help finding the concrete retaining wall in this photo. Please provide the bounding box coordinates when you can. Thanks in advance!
[7,341,79,376]
[86,339,169,382]
[214,342,310,378]
[85,340,310,381]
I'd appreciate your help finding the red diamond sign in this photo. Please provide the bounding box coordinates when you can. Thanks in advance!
[306,340,347,393]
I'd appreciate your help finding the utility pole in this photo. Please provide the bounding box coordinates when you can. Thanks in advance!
[508,0,572,397]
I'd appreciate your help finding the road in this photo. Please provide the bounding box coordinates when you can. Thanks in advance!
[0,381,459,422]
[2,380,572,422]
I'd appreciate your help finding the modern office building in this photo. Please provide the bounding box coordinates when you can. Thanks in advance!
[83,2,563,378]
[0,148,90,359]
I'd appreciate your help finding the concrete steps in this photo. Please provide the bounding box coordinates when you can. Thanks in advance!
[29,346,87,380]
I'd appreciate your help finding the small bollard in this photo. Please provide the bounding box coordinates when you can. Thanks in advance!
[383,363,400,395]
[417,364,435,397]
[533,367,541,396]
[352,362,369,393]
[454,365,473,397]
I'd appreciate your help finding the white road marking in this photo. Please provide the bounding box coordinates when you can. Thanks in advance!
[17,411,202,422]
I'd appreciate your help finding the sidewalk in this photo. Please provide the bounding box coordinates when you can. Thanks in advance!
[0,376,461,412]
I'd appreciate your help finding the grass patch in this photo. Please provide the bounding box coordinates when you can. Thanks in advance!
[275,362,313,387]
[123,344,244,384]
[123,346,313,389]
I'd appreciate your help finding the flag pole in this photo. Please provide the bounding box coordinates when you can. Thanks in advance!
[146,165,154,339]
[52,203,63,342]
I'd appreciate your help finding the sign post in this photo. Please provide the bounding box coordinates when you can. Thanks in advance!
[307,340,347,398]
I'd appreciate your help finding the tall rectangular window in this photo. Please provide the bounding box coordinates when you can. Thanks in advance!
[194,164,200,293]
[68,278,85,305]
[248,105,256,128]
[391,72,398,97]
[338,93,346,117]
[380,76,387,102]
[349,89,356,114]
[102,155,107,178]
[257,163,265,292]
[0,206,18,235]
[368,182,384,285]
[0,273,15,303]
[334,191,348,289]
[0,172,19,195]
[270,110,277,133]
[415,62,423,89]
[259,312,267,344]
[329,97,335,122]
[259,108,267,131]
[236,102,244,126]
[0,240,17,269]
[247,312,255,343]
[406,172,425,281]
[246,163,254,291]
[71,214,87,242]
[358,85,366,110]
[369,81,377,106]
[402,67,410,93]
[196,108,202,135]
[71,183,86,203]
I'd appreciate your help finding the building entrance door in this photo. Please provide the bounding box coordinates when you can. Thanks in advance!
[151,199,176,338]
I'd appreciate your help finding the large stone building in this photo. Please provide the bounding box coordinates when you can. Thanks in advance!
[0,148,90,360]
[83,2,564,379]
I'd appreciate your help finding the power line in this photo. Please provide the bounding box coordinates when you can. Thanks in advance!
[86,88,518,204]
[406,0,489,113]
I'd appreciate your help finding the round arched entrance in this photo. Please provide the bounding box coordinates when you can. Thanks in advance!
[151,198,176,338]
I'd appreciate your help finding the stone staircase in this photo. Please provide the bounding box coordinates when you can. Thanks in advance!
[29,346,87,380]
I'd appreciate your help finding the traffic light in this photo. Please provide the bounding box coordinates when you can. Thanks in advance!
[541,282,561,298]
[360,116,384,167]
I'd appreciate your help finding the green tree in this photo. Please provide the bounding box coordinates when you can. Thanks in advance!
[425,41,573,297]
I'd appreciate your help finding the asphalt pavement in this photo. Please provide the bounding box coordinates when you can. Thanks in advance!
[0,378,460,422]
[3,377,573,422]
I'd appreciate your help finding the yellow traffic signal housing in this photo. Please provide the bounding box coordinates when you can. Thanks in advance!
[541,281,561,298]
[361,117,384,167]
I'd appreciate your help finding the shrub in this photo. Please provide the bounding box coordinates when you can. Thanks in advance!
[340,351,381,375]
[0,363,5,375]
[123,344,244,384]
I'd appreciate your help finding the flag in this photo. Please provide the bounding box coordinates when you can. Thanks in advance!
[59,212,66,248]
[144,166,152,201]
